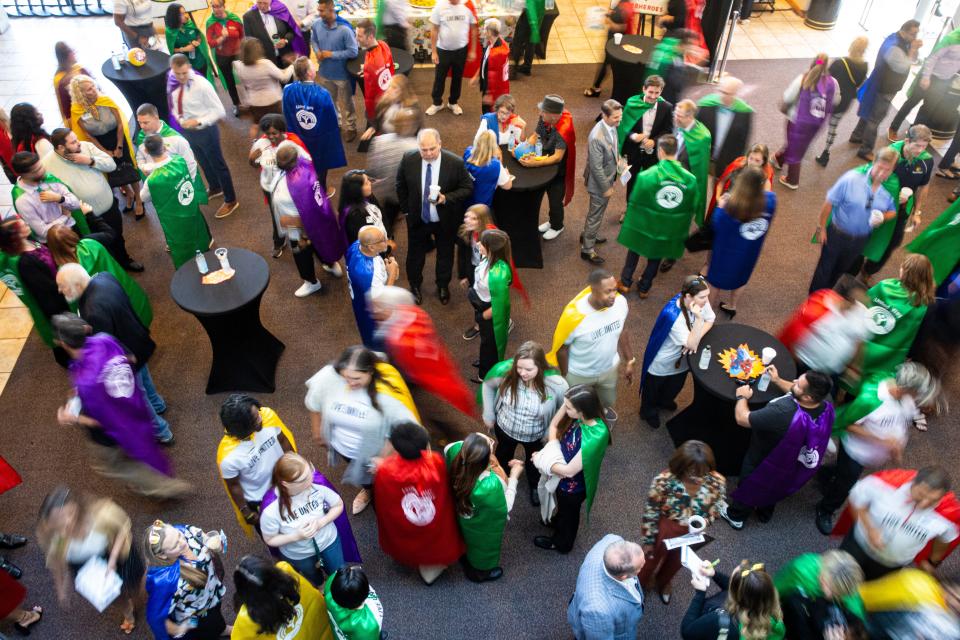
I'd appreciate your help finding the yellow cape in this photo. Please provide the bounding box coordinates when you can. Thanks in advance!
[217,407,298,538]
[53,64,85,126]
[231,562,335,640]
[375,361,421,422]
[859,568,947,612]
[69,94,137,170]
[546,286,591,367]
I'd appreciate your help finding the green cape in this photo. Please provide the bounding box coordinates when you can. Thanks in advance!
[145,155,212,268]
[579,418,610,518]
[525,0,545,45]
[774,553,867,621]
[680,120,712,226]
[74,238,152,327]
[907,198,960,285]
[0,252,55,347]
[697,93,754,113]
[11,174,90,236]
[618,158,698,259]
[862,141,929,262]
[489,259,512,360]
[135,121,208,205]
[849,278,928,393]
[617,95,665,153]
[444,440,509,570]
[832,375,886,438]
[646,37,681,81]
[165,19,217,87]
[323,574,382,640]
[476,357,563,404]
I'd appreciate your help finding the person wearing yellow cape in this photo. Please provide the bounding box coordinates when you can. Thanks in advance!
[216,394,295,538]
[859,568,960,638]
[68,75,144,218]
[52,42,93,126]
[305,345,420,515]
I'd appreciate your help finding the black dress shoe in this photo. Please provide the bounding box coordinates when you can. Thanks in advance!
[516,66,532,76]
[659,258,676,273]
[438,286,450,305]
[0,534,26,549]
[123,260,145,273]
[815,509,834,536]
[660,400,677,411]
[641,412,661,429]
[580,251,605,265]
[411,286,423,305]
[533,536,557,550]
[815,150,830,167]
[0,555,22,579]
[719,303,737,320]
[530,487,540,507]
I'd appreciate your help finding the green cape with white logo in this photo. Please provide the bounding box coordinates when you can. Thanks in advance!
[907,198,960,285]
[145,155,211,268]
[618,158,698,259]
[134,122,208,205]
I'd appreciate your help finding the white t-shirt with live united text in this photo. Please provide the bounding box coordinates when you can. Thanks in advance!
[565,294,629,377]
[260,483,342,560]
[218,426,285,503]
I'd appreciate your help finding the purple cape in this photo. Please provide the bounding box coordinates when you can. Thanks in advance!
[784,76,835,165]
[285,156,346,263]
[260,470,362,563]
[732,399,834,507]
[266,0,308,56]
[165,71,189,132]
[70,333,172,476]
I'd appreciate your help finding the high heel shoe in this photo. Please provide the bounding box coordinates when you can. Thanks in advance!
[719,303,737,320]
[14,605,41,636]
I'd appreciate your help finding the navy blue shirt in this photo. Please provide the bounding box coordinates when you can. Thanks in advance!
[894,151,933,193]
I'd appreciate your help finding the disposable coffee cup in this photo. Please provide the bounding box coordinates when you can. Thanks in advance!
[429,185,441,203]
[761,347,776,366]
[688,515,707,534]
[614,33,623,45]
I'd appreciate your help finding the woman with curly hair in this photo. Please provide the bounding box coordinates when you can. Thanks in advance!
[9,103,51,155]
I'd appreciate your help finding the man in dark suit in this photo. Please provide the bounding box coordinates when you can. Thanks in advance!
[396,128,473,305]
[697,76,754,177]
[620,75,674,206]
[243,0,298,66]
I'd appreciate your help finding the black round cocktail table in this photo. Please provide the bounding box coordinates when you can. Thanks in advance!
[605,34,655,107]
[492,145,559,269]
[101,49,172,122]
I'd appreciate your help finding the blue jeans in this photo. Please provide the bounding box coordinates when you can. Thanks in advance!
[137,366,172,442]
[281,536,345,587]
[181,125,236,202]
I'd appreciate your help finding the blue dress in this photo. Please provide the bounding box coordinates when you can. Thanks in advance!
[463,146,503,207]
[707,191,777,290]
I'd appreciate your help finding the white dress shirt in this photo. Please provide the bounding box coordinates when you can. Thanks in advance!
[260,10,278,38]
[171,72,226,128]
[41,142,116,215]
[712,107,734,159]
[135,131,199,179]
[421,156,441,223]
[641,100,657,136]
[281,0,318,28]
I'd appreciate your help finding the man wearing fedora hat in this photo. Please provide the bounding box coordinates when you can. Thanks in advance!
[521,94,576,241]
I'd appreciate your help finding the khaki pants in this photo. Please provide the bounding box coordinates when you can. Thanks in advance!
[87,442,192,500]
[318,76,357,133]
[566,364,619,409]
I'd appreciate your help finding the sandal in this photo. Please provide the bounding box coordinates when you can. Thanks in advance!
[936,168,960,180]
[14,605,41,636]
[352,488,371,515]
[914,413,928,432]
[583,87,601,98]
[119,617,136,635]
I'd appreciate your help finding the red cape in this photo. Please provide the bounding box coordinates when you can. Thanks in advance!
[707,157,775,217]
[778,289,841,356]
[363,40,395,121]
[556,110,577,206]
[0,456,21,496]
[831,469,960,564]
[384,304,477,417]
[484,39,510,110]
[373,451,465,566]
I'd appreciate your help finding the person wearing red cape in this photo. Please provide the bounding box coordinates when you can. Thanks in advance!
[0,452,40,636]
[520,94,576,240]
[373,421,464,584]
[355,20,395,127]
[831,466,960,580]
[472,18,510,114]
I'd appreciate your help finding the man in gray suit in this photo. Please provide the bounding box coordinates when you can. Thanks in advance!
[582,100,628,265]
[568,534,646,640]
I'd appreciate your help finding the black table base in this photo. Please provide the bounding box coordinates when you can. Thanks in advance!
[606,35,655,108]
[101,49,172,123]
[492,186,547,269]
[192,292,285,394]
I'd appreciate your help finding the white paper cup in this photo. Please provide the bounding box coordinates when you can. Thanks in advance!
[870,209,885,228]
[614,33,623,45]
[688,515,707,534]
[761,347,777,366]
[429,185,441,202]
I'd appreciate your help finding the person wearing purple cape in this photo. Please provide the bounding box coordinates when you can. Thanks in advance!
[283,56,347,192]
[273,144,346,298]
[243,0,308,67]
[775,53,839,190]
[51,314,192,500]
[718,366,834,531]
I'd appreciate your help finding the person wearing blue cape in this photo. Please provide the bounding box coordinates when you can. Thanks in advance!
[638,275,715,430]
[282,56,347,193]
[849,20,920,162]
[346,226,399,347]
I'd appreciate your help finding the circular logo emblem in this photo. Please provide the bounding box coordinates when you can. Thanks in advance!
[502,62,510,82]
[809,96,827,120]
[177,180,194,206]
[739,218,769,241]
[655,185,683,209]
[296,109,317,130]
[102,358,135,399]
[797,446,820,469]
[276,604,304,640]
[377,68,392,91]
[866,305,897,335]
[401,490,436,526]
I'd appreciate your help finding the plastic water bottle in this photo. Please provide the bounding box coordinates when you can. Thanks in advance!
[698,345,711,370]
[545,0,555,10]
[195,250,208,274]
[110,51,121,71]
[757,369,771,392]
[508,132,516,154]
[535,139,543,157]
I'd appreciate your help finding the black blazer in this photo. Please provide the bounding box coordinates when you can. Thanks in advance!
[396,149,474,233]
[623,99,674,171]
[78,272,155,370]
[242,8,296,65]
[698,104,752,176]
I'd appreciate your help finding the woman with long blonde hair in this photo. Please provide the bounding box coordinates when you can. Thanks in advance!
[816,36,869,167]
[68,75,143,217]
[682,560,785,639]
[776,53,840,189]
[464,129,513,208]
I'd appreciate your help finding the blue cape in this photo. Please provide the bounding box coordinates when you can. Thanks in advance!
[640,293,682,392]
[282,82,347,172]
[346,240,377,347]
[480,112,498,134]
[857,32,901,119]
[145,561,181,639]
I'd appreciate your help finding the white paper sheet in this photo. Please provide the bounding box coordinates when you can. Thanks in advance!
[75,556,122,612]
[664,532,705,550]
[680,544,704,573]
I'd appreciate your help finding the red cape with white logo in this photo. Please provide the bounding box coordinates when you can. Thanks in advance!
[831,469,960,564]
[778,288,841,357]
[484,38,510,109]
[373,450,465,566]
[362,40,395,122]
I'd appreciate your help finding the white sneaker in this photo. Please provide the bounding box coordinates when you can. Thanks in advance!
[322,262,343,277]
[542,226,564,240]
[538,221,552,233]
[425,104,445,116]
[449,103,463,116]
[294,280,323,297]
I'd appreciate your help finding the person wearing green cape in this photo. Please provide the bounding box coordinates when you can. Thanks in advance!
[816,362,942,535]
[468,229,513,381]
[164,4,216,86]
[532,384,609,554]
[139,135,212,269]
[697,76,754,178]
[45,226,153,328]
[774,550,867,635]
[906,196,960,285]
[846,254,936,394]
[133,103,208,207]
[859,127,933,281]
[617,133,698,297]
[445,433,524,582]
[510,0,544,76]
[323,566,384,640]
[684,560,787,640]
[617,75,674,206]
[888,27,960,141]
[673,99,712,228]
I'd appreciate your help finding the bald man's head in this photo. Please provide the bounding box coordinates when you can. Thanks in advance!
[358,225,387,255]
[56,262,91,303]
[718,76,743,107]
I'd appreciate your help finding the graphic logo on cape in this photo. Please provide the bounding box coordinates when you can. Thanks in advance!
[740,218,769,240]
[798,446,819,469]
[401,488,437,526]
[99,355,136,399]
[809,95,827,119]
[656,185,683,208]
[377,68,392,90]
[177,180,194,206]
[296,109,317,129]
[276,603,304,640]
[866,305,896,335]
